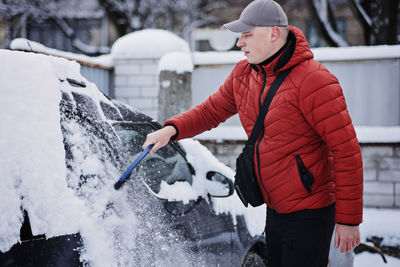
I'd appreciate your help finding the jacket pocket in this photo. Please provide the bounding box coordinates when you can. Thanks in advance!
[294,155,315,193]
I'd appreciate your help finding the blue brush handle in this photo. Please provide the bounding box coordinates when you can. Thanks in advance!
[114,144,154,189]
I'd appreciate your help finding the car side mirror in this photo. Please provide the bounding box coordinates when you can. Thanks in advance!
[206,171,234,197]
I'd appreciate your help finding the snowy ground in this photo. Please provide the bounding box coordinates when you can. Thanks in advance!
[355,253,400,267]
[353,208,400,267]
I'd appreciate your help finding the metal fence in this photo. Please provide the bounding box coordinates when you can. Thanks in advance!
[80,63,114,98]
[191,48,400,127]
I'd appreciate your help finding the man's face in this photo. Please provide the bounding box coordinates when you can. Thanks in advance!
[236,27,275,64]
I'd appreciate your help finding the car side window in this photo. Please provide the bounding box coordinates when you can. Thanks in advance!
[112,123,193,195]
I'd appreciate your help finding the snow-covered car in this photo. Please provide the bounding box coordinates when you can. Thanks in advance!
[0,50,267,266]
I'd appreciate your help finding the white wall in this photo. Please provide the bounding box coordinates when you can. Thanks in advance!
[191,64,240,126]
[322,58,400,126]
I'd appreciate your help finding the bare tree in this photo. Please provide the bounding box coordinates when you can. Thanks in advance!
[98,0,227,41]
[350,0,399,45]
[308,0,399,46]
[0,0,227,53]
[0,0,51,40]
[0,0,109,55]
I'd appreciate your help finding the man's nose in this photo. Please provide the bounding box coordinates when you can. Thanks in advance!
[236,36,245,48]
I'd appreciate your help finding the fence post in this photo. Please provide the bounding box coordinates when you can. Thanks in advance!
[111,29,191,120]
[158,52,193,124]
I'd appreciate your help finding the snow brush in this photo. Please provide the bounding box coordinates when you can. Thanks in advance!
[114,144,154,190]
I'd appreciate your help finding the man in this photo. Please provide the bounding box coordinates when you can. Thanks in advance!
[143,0,363,266]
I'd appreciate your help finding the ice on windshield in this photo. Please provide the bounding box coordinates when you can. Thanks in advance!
[113,123,193,197]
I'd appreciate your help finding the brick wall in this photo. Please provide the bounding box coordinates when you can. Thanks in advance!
[362,144,400,208]
[114,58,159,119]
[198,140,400,209]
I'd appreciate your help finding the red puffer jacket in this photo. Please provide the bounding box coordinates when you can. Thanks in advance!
[165,26,363,225]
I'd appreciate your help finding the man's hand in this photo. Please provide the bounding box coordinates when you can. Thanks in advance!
[334,224,360,253]
[142,125,177,155]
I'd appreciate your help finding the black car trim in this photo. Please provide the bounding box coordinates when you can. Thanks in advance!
[20,210,45,241]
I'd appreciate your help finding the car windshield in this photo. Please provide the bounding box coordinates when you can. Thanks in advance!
[112,123,192,196]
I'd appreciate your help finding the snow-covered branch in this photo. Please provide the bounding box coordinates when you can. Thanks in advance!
[1,0,109,55]
[99,0,227,41]
[309,0,349,47]
[352,0,373,27]
[349,0,398,45]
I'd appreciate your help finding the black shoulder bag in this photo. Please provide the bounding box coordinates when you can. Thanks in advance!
[234,68,292,207]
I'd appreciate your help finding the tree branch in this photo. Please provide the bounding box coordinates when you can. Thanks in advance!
[308,0,349,47]
[351,0,373,27]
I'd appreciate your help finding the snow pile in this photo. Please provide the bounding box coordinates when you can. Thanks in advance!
[158,52,194,74]
[10,38,113,67]
[111,29,190,59]
[355,253,400,267]
[361,208,400,243]
[0,50,122,266]
[355,208,400,267]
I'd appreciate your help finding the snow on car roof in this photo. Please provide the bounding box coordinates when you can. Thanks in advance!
[0,49,86,252]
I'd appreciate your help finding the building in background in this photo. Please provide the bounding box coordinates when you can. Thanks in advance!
[0,0,117,54]
[2,0,398,54]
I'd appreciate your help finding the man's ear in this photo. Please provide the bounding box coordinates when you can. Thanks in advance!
[271,26,281,42]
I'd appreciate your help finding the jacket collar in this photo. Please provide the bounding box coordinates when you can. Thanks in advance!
[250,26,313,74]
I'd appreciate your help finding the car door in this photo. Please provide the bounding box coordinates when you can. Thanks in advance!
[164,198,235,266]
[112,121,235,266]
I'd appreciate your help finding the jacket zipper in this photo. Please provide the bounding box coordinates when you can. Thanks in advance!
[255,69,272,205]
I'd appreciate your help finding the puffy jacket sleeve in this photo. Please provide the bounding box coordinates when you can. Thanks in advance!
[164,66,237,140]
[298,68,363,225]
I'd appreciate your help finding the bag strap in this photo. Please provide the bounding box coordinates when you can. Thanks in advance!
[247,68,292,145]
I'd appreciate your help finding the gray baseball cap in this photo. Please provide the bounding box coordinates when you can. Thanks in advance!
[223,0,288,33]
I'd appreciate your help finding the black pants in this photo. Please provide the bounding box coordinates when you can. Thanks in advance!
[265,203,335,267]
